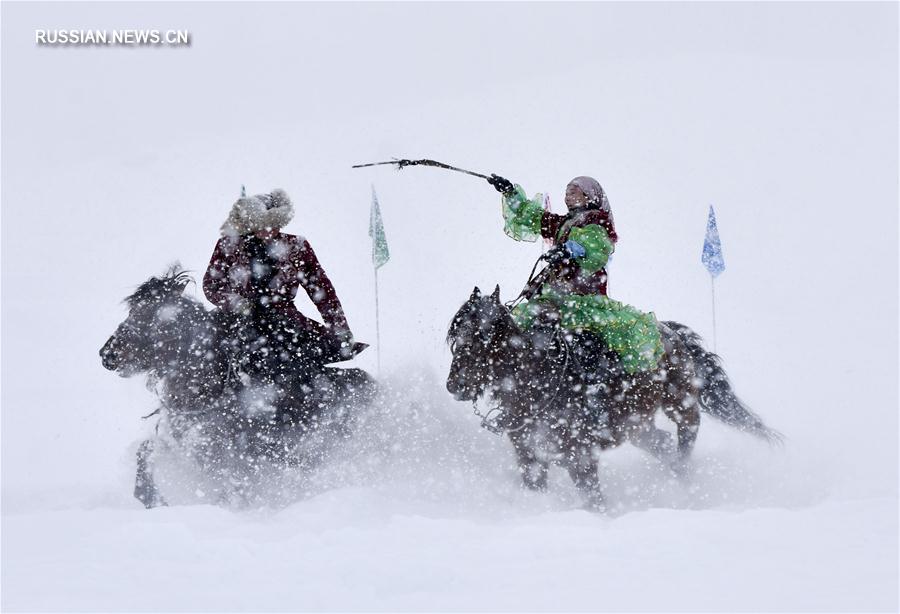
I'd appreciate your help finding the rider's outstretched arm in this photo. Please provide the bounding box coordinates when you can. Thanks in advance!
[295,240,351,334]
[500,185,566,242]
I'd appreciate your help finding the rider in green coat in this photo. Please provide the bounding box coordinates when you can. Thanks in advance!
[487,174,664,374]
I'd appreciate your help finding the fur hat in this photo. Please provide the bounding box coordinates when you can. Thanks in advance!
[221,188,294,236]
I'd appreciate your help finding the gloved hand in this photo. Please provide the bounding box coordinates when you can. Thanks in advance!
[487,174,515,196]
[334,327,353,344]
[564,239,586,259]
[544,240,586,266]
[333,327,356,358]
[543,245,569,266]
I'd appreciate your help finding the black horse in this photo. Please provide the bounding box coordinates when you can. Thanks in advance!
[446,286,781,510]
[100,267,375,508]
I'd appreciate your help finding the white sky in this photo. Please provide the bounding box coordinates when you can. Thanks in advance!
[2,2,897,501]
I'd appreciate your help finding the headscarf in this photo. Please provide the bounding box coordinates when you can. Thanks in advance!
[567,176,610,212]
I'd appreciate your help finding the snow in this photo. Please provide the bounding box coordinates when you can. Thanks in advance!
[4,496,894,612]
[3,374,898,610]
[2,2,898,611]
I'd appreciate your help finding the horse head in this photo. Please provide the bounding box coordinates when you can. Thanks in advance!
[100,266,199,377]
[446,285,522,402]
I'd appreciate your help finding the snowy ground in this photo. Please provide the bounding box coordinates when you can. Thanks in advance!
[4,496,894,612]
[3,373,898,611]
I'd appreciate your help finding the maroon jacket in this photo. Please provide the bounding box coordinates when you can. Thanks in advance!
[541,207,618,296]
[203,232,350,335]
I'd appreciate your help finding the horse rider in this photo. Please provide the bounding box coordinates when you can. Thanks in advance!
[203,188,359,384]
[486,174,664,376]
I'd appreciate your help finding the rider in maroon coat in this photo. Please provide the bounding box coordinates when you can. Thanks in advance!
[203,189,356,362]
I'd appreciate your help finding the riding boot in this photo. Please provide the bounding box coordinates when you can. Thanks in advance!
[568,330,610,385]
[526,306,561,363]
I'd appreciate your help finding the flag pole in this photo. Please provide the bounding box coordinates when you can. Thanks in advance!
[702,204,725,354]
[369,185,389,377]
[711,275,717,352]
[374,264,381,376]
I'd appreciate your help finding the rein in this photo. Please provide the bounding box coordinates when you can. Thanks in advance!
[472,325,572,436]
[508,253,556,310]
[471,405,514,435]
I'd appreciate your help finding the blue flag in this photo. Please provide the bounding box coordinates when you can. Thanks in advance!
[702,205,725,278]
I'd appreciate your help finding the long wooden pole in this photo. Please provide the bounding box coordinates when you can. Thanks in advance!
[374,266,381,376]
[711,275,718,352]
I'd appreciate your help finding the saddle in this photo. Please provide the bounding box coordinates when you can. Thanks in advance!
[214,310,365,391]
[524,313,624,388]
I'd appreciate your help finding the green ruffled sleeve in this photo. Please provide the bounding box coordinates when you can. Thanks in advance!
[568,224,614,275]
[502,185,544,242]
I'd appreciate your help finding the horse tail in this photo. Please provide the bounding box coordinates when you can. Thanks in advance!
[662,321,784,445]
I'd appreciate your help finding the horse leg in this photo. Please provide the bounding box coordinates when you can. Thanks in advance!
[661,402,701,476]
[618,377,680,466]
[509,431,549,491]
[630,421,677,465]
[566,449,605,512]
[134,439,167,509]
[322,367,377,435]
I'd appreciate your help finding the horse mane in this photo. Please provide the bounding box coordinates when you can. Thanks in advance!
[446,299,475,346]
[446,294,519,348]
[125,264,194,308]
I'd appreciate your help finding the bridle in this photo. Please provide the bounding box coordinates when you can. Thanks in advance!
[464,319,572,436]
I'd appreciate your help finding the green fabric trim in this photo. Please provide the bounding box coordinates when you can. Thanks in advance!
[567,224,614,275]
[502,185,544,242]
[511,289,664,374]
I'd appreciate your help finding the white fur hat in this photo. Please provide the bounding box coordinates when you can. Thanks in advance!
[221,188,294,236]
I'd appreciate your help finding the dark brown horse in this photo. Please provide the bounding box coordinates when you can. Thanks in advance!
[100,267,375,508]
[446,286,781,511]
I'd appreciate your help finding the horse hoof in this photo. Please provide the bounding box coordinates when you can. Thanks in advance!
[582,496,608,514]
[669,459,692,482]
[135,485,167,509]
[522,481,548,493]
